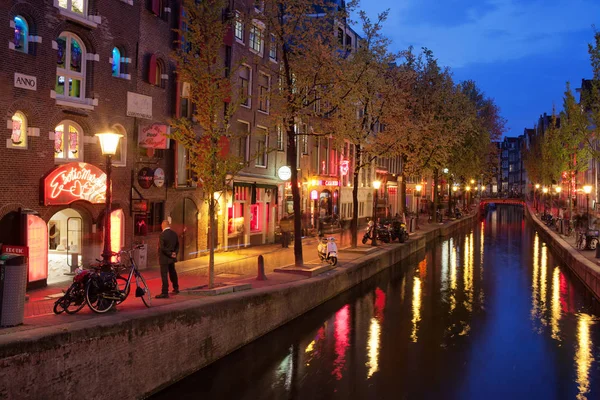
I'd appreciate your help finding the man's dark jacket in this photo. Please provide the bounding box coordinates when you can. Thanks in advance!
[159,228,179,265]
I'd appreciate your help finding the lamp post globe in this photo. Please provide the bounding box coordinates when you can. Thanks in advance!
[96,132,123,264]
[584,185,592,229]
[371,180,381,246]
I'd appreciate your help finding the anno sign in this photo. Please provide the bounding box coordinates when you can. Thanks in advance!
[127,91,152,120]
[14,72,37,91]
[42,162,107,206]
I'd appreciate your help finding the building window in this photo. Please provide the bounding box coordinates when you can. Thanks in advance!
[236,120,249,161]
[13,16,28,54]
[276,125,284,151]
[249,25,263,54]
[180,82,192,118]
[234,12,244,42]
[258,73,270,113]
[10,111,28,149]
[111,124,127,166]
[112,47,120,77]
[239,65,251,107]
[56,32,86,101]
[54,120,83,162]
[148,55,165,87]
[58,0,86,15]
[301,124,308,154]
[255,127,268,167]
[269,34,277,61]
[148,201,164,233]
[250,204,260,232]
[176,142,196,187]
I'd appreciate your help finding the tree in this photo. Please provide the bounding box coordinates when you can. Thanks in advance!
[324,9,406,247]
[262,0,356,266]
[170,0,247,288]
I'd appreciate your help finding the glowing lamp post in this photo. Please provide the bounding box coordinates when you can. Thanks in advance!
[415,184,422,214]
[466,186,471,208]
[372,180,381,246]
[584,185,592,229]
[555,186,562,217]
[96,132,122,264]
[452,186,458,216]
[535,183,540,212]
[542,187,549,215]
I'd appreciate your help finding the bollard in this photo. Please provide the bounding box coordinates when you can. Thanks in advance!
[256,254,267,281]
[596,245,600,259]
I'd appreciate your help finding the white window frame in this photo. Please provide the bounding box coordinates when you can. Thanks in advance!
[234,11,244,43]
[269,34,277,61]
[55,32,86,102]
[111,124,127,167]
[54,120,84,163]
[240,64,252,108]
[249,24,263,55]
[257,72,270,114]
[237,120,250,162]
[57,0,88,16]
[255,126,268,167]
[276,125,284,151]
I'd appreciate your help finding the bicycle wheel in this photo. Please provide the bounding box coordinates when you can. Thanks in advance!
[53,298,66,314]
[85,278,115,313]
[64,285,86,314]
[135,273,152,308]
[115,275,130,305]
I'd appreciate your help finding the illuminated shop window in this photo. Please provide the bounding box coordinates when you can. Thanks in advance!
[54,120,83,162]
[55,32,86,100]
[250,204,260,232]
[10,111,28,149]
[58,0,86,15]
[13,16,28,54]
[112,47,121,77]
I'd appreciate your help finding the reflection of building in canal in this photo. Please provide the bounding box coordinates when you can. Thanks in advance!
[575,313,594,400]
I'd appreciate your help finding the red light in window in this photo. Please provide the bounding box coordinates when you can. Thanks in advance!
[26,215,48,282]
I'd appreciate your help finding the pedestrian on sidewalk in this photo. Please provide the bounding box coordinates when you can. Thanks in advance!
[156,220,179,299]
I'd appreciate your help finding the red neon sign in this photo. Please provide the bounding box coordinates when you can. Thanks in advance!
[340,160,349,176]
[43,162,107,205]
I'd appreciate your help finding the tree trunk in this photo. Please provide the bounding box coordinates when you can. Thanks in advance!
[287,119,303,268]
[433,168,439,214]
[208,196,215,289]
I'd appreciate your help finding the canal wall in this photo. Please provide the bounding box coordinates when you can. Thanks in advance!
[0,215,478,400]
[525,207,600,301]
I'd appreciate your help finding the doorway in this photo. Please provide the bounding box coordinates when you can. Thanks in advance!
[47,209,83,284]
[171,197,199,261]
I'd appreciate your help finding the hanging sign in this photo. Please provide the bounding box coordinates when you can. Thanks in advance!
[42,162,107,205]
[137,167,154,189]
[277,166,292,181]
[340,159,349,176]
[138,123,170,149]
[153,168,165,187]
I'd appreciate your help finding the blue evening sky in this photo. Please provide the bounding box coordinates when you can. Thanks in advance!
[355,0,600,137]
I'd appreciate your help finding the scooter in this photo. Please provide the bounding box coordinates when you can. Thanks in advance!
[362,221,390,244]
[362,220,375,244]
[317,237,338,266]
[389,220,409,243]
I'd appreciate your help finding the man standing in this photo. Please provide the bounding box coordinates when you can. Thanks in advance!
[156,220,179,299]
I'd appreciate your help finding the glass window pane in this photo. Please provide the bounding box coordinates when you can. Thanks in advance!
[55,75,65,95]
[112,47,120,77]
[14,16,28,53]
[58,0,68,8]
[72,0,84,14]
[54,125,65,159]
[56,37,66,69]
[68,78,81,98]
[70,38,82,72]
[68,125,79,159]
[11,113,27,148]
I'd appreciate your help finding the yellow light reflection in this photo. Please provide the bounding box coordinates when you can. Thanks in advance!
[450,246,457,312]
[305,340,315,354]
[539,245,548,323]
[575,314,594,400]
[479,223,485,306]
[550,267,561,341]
[366,318,381,378]
[463,233,474,312]
[531,235,540,320]
[411,276,422,342]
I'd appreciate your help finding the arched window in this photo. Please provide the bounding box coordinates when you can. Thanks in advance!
[155,60,163,87]
[111,124,127,166]
[54,120,83,161]
[13,16,28,54]
[56,32,86,100]
[10,111,28,149]
[112,47,121,77]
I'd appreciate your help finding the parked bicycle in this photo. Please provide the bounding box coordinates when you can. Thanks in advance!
[85,245,151,313]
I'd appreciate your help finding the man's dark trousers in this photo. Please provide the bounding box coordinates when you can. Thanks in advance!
[159,227,180,294]
[160,262,178,294]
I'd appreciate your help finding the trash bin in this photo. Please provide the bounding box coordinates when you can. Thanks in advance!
[409,217,416,233]
[0,254,27,327]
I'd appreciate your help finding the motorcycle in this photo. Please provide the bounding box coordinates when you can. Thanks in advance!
[317,237,338,266]
[389,220,409,243]
[362,220,390,244]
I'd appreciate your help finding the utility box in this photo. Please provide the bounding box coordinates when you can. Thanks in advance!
[0,254,27,327]
[133,244,148,270]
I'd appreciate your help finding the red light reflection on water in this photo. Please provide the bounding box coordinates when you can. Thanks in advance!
[559,271,577,314]
[332,304,350,380]
[374,288,386,321]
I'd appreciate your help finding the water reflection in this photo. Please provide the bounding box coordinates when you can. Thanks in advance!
[575,314,595,400]
[155,208,600,400]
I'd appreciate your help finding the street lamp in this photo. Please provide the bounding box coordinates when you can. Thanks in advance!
[452,186,458,217]
[555,186,562,217]
[466,186,471,208]
[415,184,422,213]
[584,185,592,229]
[372,180,381,246]
[96,132,123,264]
[542,187,548,215]
[535,183,540,211]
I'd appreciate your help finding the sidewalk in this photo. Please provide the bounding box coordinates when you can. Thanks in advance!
[18,217,445,327]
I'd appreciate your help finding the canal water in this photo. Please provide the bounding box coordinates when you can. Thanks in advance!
[153,206,600,400]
